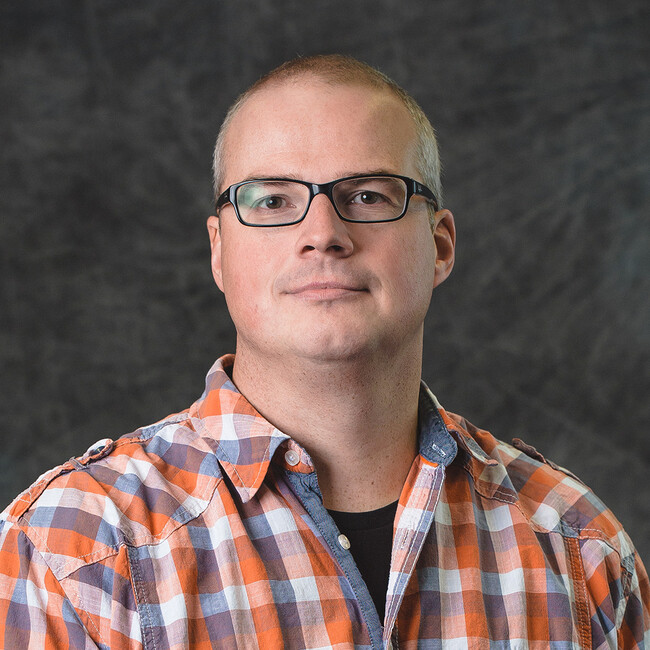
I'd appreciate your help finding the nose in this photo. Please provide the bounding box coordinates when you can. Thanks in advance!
[295,194,354,257]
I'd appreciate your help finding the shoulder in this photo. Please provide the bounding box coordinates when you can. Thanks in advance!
[445,411,636,559]
[0,409,223,580]
[444,410,650,629]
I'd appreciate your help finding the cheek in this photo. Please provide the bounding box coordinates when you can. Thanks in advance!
[220,241,276,323]
[384,232,437,305]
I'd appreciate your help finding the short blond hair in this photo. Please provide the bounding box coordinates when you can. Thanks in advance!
[212,54,443,215]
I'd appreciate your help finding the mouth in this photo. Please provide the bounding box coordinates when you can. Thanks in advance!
[285,281,368,301]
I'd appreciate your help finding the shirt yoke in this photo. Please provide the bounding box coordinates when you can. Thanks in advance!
[1,411,223,581]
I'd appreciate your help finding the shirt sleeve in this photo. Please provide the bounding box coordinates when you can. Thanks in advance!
[618,549,650,648]
[583,534,650,649]
[0,518,99,649]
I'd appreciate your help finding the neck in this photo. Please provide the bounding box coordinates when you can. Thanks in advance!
[231,339,423,512]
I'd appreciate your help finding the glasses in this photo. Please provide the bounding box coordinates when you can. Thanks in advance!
[215,174,438,227]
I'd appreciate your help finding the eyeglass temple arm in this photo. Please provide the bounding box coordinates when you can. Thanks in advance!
[413,180,439,211]
[215,188,231,211]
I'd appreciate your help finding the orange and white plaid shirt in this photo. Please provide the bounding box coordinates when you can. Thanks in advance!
[1,355,648,648]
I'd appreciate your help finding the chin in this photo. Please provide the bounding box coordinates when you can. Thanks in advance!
[292,331,382,363]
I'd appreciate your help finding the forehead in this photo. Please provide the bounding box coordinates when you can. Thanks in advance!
[221,79,419,185]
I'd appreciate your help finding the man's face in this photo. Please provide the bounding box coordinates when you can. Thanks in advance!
[208,79,455,365]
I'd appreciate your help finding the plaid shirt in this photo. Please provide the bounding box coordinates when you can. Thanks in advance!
[1,355,648,649]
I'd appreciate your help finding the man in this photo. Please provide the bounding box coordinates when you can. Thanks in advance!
[1,55,648,649]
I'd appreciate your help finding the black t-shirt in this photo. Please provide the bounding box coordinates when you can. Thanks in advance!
[328,500,398,621]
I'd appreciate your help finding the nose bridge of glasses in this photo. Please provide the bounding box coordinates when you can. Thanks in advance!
[306,181,341,217]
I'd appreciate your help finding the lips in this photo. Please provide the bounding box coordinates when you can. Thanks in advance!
[284,280,368,300]
[288,281,365,292]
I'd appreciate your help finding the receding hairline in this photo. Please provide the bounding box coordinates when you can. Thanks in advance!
[235,71,403,107]
[239,54,410,98]
[223,73,417,151]
[235,73,398,114]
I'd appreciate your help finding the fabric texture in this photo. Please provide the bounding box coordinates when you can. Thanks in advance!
[1,354,648,649]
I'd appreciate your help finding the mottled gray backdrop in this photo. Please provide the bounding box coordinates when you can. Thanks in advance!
[1,1,648,560]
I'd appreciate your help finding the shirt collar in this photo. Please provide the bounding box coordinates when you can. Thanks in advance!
[189,355,291,503]
[190,355,495,503]
[419,383,499,469]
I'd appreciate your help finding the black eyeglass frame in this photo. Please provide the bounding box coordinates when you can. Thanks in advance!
[215,173,439,227]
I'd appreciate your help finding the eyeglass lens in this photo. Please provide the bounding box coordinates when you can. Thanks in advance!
[235,177,408,225]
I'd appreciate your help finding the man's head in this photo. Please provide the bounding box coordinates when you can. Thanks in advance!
[213,55,444,218]
[207,55,455,366]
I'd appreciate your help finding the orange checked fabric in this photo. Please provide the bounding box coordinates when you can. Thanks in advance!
[1,355,649,648]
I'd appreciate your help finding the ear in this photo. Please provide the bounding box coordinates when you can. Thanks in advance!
[206,215,225,292]
[432,209,456,288]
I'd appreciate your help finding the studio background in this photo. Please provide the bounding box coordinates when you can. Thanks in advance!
[1,1,648,560]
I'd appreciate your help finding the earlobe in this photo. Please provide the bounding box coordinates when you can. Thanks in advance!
[432,209,456,288]
[206,215,225,292]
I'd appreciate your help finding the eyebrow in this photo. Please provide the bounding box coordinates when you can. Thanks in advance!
[240,173,302,183]
[239,169,400,183]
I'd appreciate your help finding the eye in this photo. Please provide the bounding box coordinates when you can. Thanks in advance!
[252,195,289,210]
[349,190,389,206]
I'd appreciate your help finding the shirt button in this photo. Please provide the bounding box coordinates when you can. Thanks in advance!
[85,438,112,456]
[284,449,300,466]
[337,534,351,550]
